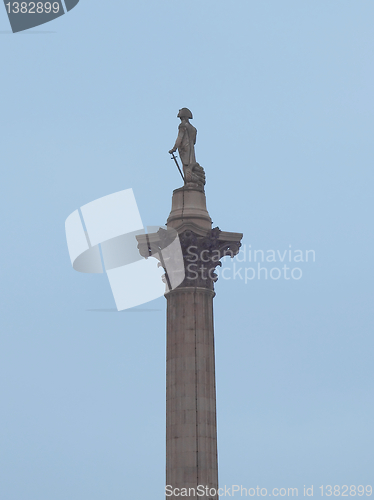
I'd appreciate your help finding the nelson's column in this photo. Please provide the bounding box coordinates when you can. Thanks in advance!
[137,109,243,499]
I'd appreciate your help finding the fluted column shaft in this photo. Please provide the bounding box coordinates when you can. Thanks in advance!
[166,287,218,500]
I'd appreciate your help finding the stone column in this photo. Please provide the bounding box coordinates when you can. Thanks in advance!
[137,181,242,500]
[164,184,243,500]
[166,287,218,499]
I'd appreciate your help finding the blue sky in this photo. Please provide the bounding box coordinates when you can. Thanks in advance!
[1,1,373,499]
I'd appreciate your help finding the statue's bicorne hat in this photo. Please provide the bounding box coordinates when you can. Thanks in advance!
[177,108,193,119]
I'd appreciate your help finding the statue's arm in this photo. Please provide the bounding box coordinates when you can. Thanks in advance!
[169,125,185,154]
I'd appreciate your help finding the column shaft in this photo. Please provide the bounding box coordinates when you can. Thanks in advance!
[166,287,218,500]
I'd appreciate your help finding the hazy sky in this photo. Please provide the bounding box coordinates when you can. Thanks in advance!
[1,1,373,499]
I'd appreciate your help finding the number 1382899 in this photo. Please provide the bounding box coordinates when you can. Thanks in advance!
[320,486,372,496]
[5,2,60,13]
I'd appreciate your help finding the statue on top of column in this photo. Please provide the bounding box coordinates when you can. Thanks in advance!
[169,108,206,187]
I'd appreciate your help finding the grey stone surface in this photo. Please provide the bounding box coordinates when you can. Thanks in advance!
[164,181,243,499]
[166,287,218,500]
[167,185,212,230]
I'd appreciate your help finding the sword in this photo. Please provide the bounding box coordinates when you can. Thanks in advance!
[170,152,185,182]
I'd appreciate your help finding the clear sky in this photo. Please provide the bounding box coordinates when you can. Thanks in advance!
[1,1,373,499]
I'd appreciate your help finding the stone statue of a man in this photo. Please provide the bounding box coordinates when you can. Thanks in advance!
[169,108,206,187]
[169,108,197,169]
